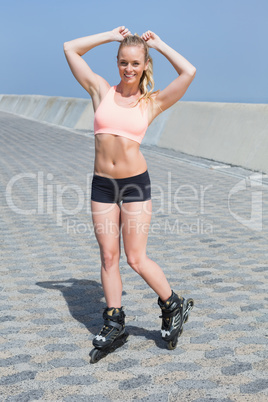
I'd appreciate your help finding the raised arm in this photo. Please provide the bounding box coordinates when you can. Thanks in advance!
[141,31,196,113]
[63,27,130,105]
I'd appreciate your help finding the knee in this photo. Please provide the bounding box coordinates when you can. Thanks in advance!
[101,250,119,271]
[126,253,145,274]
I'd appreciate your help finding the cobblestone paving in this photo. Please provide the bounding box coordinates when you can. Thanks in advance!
[0,111,268,401]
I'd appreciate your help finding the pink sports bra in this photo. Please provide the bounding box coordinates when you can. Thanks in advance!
[94,86,149,144]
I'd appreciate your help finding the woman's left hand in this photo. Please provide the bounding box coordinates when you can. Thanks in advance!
[141,30,161,48]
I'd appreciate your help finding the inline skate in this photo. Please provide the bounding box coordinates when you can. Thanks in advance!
[158,290,194,350]
[90,307,128,363]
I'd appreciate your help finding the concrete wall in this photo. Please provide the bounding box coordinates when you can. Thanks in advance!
[0,94,94,130]
[0,94,267,174]
[151,101,268,174]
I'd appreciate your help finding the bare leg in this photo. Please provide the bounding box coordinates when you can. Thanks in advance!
[120,200,172,302]
[91,201,122,307]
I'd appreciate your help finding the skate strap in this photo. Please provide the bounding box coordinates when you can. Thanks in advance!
[159,307,180,319]
[103,320,122,330]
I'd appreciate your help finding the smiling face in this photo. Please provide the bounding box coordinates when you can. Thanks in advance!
[117,45,149,85]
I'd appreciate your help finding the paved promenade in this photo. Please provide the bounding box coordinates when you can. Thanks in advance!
[0,111,268,401]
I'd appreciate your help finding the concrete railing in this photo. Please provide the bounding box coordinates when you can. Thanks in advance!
[0,94,94,130]
[1,94,267,174]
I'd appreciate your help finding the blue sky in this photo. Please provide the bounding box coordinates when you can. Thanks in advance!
[1,0,267,103]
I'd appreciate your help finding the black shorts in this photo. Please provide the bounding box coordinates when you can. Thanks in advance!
[91,170,151,204]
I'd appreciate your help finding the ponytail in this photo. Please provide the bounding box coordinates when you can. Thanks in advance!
[138,55,155,103]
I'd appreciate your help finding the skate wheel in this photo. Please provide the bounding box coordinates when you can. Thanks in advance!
[186,298,194,310]
[184,298,194,323]
[188,298,194,308]
[90,348,102,364]
[167,328,183,350]
[168,339,177,350]
[89,332,129,364]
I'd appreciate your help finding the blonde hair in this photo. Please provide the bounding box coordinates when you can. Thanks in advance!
[117,34,155,104]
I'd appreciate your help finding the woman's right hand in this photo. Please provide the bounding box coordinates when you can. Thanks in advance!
[111,26,131,42]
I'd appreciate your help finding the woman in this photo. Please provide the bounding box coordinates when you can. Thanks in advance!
[64,26,196,355]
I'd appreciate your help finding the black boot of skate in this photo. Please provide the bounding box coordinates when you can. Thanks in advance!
[90,307,128,363]
[158,290,194,350]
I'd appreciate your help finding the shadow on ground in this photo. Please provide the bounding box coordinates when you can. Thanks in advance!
[36,278,165,348]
